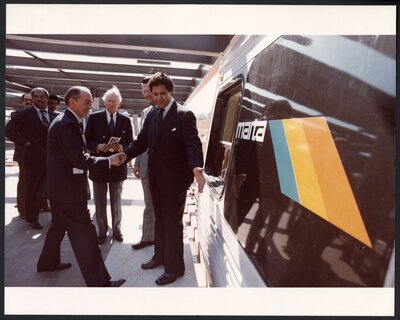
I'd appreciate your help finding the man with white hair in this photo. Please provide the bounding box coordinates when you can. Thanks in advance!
[85,85,133,244]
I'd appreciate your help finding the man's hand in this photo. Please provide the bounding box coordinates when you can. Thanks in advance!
[109,143,123,153]
[109,152,127,166]
[132,165,140,178]
[193,167,205,193]
[97,143,110,153]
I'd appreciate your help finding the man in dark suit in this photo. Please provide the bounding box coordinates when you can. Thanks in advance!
[37,86,126,287]
[6,88,58,229]
[85,85,133,244]
[11,93,33,219]
[124,72,205,285]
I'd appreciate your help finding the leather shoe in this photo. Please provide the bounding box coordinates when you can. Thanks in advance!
[113,234,123,242]
[155,272,184,286]
[55,262,72,270]
[29,221,43,230]
[105,279,126,287]
[141,259,162,270]
[98,236,106,245]
[131,241,154,250]
[38,262,72,272]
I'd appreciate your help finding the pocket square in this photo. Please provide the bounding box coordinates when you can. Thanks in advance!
[171,127,177,132]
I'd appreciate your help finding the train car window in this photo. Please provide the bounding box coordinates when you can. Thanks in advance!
[204,81,242,197]
[224,35,395,286]
[221,93,241,143]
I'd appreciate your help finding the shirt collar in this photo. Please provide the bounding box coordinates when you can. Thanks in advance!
[67,108,83,123]
[160,98,174,116]
[106,109,117,120]
[34,106,48,113]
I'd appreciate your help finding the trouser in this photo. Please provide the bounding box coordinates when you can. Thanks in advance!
[151,187,186,275]
[16,162,26,218]
[24,169,44,223]
[37,201,111,287]
[140,175,155,242]
[93,181,123,238]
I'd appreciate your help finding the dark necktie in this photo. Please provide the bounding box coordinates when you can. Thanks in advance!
[40,110,50,127]
[109,113,115,132]
[79,121,86,150]
[155,108,164,137]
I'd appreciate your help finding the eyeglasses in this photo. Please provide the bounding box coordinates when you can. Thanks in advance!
[105,99,119,104]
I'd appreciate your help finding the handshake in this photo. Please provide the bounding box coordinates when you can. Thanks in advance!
[108,152,127,166]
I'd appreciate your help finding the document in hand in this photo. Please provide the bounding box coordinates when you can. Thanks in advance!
[107,136,121,146]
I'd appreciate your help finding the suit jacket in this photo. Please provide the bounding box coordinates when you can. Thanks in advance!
[85,110,133,182]
[6,107,58,170]
[45,109,110,203]
[134,105,155,178]
[13,145,23,163]
[8,111,24,163]
[125,100,203,193]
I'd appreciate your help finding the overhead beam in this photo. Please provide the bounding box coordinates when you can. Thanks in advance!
[6,37,216,65]
[6,56,204,79]
[8,35,229,57]
[5,68,197,88]
[5,81,32,92]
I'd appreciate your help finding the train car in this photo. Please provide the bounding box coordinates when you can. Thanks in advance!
[185,35,395,287]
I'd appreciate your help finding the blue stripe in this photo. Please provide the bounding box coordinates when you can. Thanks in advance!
[269,120,299,203]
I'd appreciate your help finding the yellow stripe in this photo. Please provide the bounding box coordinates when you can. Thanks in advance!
[301,117,372,248]
[283,119,327,220]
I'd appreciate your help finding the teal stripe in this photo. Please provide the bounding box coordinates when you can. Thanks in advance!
[269,120,299,203]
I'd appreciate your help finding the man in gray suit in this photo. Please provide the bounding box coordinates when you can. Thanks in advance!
[131,77,156,250]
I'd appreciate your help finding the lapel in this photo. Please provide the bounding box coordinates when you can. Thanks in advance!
[147,108,158,145]
[154,101,177,146]
[65,109,86,147]
[100,110,111,134]
[49,111,58,123]
[29,107,47,132]
[114,112,123,132]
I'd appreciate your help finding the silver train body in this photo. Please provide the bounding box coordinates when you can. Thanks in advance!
[185,35,395,287]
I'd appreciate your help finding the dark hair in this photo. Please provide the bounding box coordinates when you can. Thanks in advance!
[49,95,61,104]
[64,86,90,106]
[142,76,152,84]
[148,72,174,92]
[31,87,49,98]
